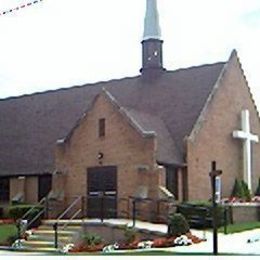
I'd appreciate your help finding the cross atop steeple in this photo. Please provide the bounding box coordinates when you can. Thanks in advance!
[141,0,164,74]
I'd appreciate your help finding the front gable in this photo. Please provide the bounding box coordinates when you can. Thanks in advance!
[54,90,158,198]
[186,50,260,200]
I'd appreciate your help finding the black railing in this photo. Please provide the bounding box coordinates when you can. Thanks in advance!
[83,195,175,225]
[53,196,82,249]
[17,196,48,239]
[50,195,176,249]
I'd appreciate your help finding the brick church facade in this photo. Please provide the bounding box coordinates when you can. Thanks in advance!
[0,1,260,218]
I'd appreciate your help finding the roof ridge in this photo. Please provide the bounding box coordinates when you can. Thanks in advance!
[165,61,226,74]
[0,75,140,102]
[0,62,226,102]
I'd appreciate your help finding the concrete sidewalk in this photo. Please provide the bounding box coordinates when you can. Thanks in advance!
[102,218,260,255]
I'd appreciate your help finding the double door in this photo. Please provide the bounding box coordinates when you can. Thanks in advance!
[87,166,117,218]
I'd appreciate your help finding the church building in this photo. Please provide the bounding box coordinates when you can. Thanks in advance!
[0,0,260,219]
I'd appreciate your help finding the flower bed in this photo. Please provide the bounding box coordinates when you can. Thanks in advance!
[67,232,204,253]
[221,196,260,204]
[0,219,15,225]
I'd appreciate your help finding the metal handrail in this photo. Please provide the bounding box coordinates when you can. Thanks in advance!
[53,196,82,249]
[21,196,46,220]
[57,196,82,221]
[61,209,82,230]
[27,208,45,228]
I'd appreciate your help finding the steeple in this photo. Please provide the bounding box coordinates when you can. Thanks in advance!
[141,0,164,73]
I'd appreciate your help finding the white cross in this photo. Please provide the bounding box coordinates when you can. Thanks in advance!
[233,110,259,191]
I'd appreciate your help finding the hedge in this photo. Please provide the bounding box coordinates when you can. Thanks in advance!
[8,204,44,223]
[176,201,230,228]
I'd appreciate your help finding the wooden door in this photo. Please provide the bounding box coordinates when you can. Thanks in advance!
[87,166,117,218]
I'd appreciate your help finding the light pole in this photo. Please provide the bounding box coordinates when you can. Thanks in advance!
[209,161,222,255]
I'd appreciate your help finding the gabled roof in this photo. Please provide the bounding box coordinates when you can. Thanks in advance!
[0,61,225,176]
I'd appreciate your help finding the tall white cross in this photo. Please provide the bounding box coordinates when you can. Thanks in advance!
[233,110,259,191]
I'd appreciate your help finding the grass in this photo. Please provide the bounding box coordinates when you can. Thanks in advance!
[0,224,17,245]
[219,221,260,234]
[70,251,247,256]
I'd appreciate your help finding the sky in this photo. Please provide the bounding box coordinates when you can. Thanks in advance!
[0,0,259,110]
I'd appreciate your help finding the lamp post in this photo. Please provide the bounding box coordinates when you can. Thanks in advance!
[209,161,222,255]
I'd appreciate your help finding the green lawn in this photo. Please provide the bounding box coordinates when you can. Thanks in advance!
[219,221,260,234]
[0,224,17,245]
[70,251,246,256]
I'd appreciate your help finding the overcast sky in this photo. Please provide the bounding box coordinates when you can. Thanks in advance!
[0,0,259,109]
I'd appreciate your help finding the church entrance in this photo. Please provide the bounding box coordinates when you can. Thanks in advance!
[38,175,52,201]
[87,166,117,218]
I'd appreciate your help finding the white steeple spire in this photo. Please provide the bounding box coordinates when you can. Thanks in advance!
[143,0,161,41]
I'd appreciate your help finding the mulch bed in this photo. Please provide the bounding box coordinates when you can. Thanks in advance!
[69,232,204,253]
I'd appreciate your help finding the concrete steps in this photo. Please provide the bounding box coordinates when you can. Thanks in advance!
[19,219,83,252]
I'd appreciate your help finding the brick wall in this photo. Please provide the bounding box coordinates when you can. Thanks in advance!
[10,176,39,203]
[55,93,163,215]
[231,204,260,223]
[187,53,260,201]
[25,177,38,204]
[10,177,25,202]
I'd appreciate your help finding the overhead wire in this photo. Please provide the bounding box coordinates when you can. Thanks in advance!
[0,0,43,16]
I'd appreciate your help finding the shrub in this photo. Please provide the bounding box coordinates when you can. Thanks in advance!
[231,179,251,201]
[231,179,244,198]
[177,201,228,228]
[255,178,260,196]
[241,180,251,201]
[123,226,137,244]
[6,234,19,246]
[8,205,43,221]
[81,233,103,246]
[167,213,190,237]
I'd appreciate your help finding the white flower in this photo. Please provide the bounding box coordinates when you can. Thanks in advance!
[61,243,75,253]
[12,239,25,249]
[25,230,32,236]
[103,243,119,253]
[174,235,192,246]
[137,240,154,249]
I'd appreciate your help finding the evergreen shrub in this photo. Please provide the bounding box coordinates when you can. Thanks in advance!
[255,178,260,196]
[8,205,43,221]
[167,213,190,237]
[81,233,103,246]
[177,201,228,228]
[241,180,251,201]
[123,226,137,244]
[231,179,251,201]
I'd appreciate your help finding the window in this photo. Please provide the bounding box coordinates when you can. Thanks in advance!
[98,118,106,137]
[0,178,10,202]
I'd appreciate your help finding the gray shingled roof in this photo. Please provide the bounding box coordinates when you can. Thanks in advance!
[0,62,225,176]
